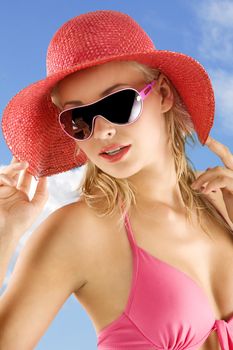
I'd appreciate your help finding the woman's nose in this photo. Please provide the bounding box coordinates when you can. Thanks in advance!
[92,115,116,139]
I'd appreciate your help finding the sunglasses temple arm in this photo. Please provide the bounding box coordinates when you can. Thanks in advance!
[140,80,156,100]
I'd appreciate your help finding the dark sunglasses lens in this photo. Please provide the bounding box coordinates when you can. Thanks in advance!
[59,89,141,140]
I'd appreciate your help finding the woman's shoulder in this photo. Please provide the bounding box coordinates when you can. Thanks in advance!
[55,198,115,258]
[59,198,110,229]
[56,198,105,241]
[49,198,111,292]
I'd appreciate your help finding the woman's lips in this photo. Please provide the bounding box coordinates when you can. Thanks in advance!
[99,144,130,154]
[99,145,131,162]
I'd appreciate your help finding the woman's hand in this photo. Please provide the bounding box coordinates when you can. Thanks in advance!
[0,156,49,239]
[191,135,233,224]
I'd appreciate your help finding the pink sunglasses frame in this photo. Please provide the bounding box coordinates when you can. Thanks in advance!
[58,79,156,142]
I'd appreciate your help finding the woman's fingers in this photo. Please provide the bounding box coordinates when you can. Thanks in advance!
[12,172,20,184]
[31,176,49,209]
[0,173,17,186]
[17,167,33,195]
[0,161,30,193]
[0,158,37,198]
[2,161,28,176]
[10,156,19,164]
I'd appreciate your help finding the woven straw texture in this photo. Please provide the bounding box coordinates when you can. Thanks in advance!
[1,10,215,179]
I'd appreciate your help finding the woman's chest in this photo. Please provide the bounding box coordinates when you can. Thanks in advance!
[131,209,233,326]
[74,208,233,348]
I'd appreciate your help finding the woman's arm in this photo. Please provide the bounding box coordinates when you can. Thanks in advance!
[0,202,88,350]
[0,232,20,289]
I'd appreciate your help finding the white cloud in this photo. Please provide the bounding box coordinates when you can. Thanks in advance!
[196,0,233,64]
[0,165,86,293]
[201,0,233,27]
[191,0,233,133]
[209,68,233,134]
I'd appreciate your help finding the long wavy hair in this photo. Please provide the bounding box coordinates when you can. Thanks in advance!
[51,61,233,237]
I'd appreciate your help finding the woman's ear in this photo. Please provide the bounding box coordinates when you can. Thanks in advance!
[156,73,174,113]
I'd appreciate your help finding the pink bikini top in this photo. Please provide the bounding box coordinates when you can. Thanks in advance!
[97,211,233,349]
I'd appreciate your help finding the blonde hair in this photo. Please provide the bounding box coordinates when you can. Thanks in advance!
[51,61,233,238]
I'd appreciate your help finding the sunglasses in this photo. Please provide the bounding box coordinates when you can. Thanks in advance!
[58,80,156,141]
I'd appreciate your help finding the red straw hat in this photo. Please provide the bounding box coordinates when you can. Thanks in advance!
[1,10,215,179]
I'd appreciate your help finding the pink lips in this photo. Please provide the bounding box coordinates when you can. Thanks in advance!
[99,145,131,162]
[99,143,130,154]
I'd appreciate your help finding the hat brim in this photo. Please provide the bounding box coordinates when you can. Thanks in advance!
[1,50,215,178]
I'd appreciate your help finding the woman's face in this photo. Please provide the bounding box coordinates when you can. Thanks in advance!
[55,61,174,179]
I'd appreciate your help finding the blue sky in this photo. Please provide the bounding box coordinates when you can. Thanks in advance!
[0,1,233,349]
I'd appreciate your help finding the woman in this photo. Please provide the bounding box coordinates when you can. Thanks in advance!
[0,10,233,350]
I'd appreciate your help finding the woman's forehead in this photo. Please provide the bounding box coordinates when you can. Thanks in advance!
[52,61,146,108]
[58,62,144,91]
[83,61,139,77]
